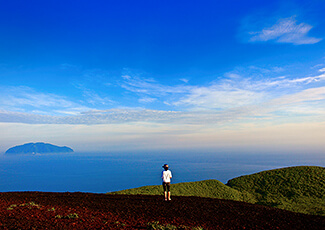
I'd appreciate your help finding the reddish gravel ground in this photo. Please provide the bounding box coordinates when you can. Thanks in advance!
[0,192,324,229]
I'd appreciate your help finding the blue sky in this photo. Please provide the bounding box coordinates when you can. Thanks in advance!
[0,0,324,153]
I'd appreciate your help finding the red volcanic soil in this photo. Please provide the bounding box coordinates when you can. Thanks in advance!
[0,192,324,229]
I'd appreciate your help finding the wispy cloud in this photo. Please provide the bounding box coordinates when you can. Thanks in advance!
[269,86,325,106]
[1,83,324,126]
[74,83,114,106]
[172,69,325,110]
[0,86,89,115]
[138,97,157,103]
[0,66,324,126]
[0,109,183,125]
[179,78,189,83]
[224,70,325,91]
[174,86,265,110]
[1,71,324,126]
[248,16,322,45]
[121,75,189,96]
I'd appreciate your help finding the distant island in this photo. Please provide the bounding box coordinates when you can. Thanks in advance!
[5,142,74,154]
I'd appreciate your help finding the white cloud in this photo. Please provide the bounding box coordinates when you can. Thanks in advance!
[236,86,325,121]
[121,75,189,96]
[121,75,131,80]
[241,72,325,90]
[174,86,265,109]
[249,16,322,45]
[269,86,325,106]
[0,109,183,125]
[1,82,324,126]
[1,65,325,126]
[172,70,325,110]
[81,88,113,106]
[0,86,90,116]
[139,97,157,103]
[180,78,189,83]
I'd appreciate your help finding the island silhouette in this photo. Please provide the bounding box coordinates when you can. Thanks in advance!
[5,142,74,154]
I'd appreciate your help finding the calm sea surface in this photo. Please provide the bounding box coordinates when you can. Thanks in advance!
[0,152,324,193]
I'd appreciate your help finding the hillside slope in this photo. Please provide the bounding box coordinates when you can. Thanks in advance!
[110,179,255,202]
[227,166,325,215]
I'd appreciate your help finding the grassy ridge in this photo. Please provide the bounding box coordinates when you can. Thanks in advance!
[109,166,325,216]
[227,166,325,215]
[110,179,255,202]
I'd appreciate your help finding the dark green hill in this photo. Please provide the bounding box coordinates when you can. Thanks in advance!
[227,166,325,215]
[110,179,255,202]
[5,142,74,154]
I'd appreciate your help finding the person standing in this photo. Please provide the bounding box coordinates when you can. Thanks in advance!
[161,164,172,201]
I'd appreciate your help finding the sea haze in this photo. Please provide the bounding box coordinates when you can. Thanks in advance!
[0,152,324,193]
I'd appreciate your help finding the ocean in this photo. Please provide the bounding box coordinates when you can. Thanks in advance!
[0,151,324,193]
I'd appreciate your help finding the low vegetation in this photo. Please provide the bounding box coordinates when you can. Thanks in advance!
[55,213,79,219]
[110,166,325,216]
[7,202,41,210]
[227,166,325,215]
[147,221,204,230]
[110,179,255,202]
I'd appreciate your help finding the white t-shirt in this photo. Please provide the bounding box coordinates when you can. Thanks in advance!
[161,170,172,183]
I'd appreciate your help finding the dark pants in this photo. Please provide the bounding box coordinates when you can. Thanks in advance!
[163,182,171,192]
